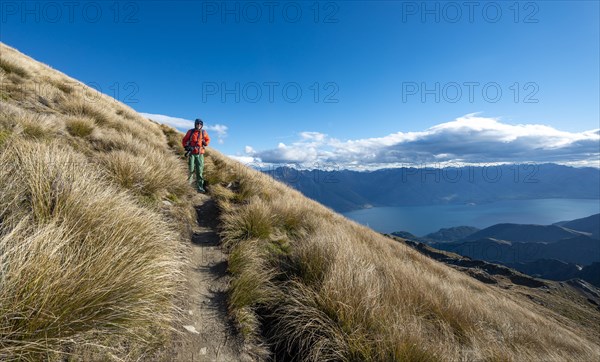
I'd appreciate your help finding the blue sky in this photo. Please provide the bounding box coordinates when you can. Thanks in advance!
[1,1,599,168]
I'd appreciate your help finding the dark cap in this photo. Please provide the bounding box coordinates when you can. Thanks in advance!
[194,118,203,126]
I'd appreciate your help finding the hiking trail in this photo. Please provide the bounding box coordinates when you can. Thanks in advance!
[165,194,253,362]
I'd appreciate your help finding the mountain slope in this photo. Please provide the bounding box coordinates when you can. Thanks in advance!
[555,213,600,238]
[425,215,600,286]
[462,223,585,243]
[0,42,196,360]
[434,235,600,266]
[424,226,480,242]
[386,234,600,339]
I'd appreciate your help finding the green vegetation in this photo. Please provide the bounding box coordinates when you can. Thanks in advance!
[0,129,10,146]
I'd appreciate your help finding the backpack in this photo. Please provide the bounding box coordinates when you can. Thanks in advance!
[186,129,206,149]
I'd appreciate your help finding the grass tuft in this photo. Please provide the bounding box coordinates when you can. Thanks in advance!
[55,80,74,94]
[0,57,30,78]
[60,97,111,126]
[66,117,95,138]
[0,129,11,147]
[221,197,275,247]
[96,148,191,201]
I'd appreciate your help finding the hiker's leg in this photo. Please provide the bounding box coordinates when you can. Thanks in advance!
[188,154,196,184]
[197,154,205,189]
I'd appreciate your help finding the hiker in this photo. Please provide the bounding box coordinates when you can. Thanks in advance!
[182,118,211,193]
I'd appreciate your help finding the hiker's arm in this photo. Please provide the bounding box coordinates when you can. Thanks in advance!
[182,130,191,148]
[203,131,211,146]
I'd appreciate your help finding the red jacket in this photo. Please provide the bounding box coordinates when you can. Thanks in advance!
[182,128,210,155]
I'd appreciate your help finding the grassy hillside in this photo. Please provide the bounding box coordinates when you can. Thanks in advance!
[203,150,600,360]
[203,152,600,361]
[2,42,600,361]
[0,43,196,360]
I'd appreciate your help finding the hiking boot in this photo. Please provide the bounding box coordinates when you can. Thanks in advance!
[197,187,206,193]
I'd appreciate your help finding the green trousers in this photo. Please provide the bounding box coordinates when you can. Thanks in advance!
[188,154,205,191]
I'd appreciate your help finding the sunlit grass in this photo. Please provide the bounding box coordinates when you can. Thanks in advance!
[0,42,193,361]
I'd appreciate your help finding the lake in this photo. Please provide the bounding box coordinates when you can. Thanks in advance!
[342,198,600,236]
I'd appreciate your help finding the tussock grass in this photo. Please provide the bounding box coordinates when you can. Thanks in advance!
[0,140,184,360]
[0,129,10,146]
[0,102,21,130]
[96,148,190,200]
[0,103,61,141]
[65,116,95,137]
[0,56,30,78]
[88,128,145,155]
[20,114,59,140]
[208,183,237,202]
[53,79,75,94]
[160,123,186,156]
[226,238,282,362]
[221,197,276,246]
[203,148,600,361]
[60,97,112,126]
[0,42,195,360]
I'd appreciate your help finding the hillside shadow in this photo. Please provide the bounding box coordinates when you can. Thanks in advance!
[191,197,221,246]
[191,230,219,246]
[195,198,220,229]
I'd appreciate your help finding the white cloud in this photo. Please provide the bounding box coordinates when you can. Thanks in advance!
[247,114,600,170]
[140,112,192,129]
[300,131,327,142]
[140,112,228,144]
[206,124,228,144]
[228,155,256,164]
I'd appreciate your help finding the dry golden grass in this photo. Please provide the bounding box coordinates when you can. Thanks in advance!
[0,56,30,78]
[96,148,190,200]
[203,147,600,361]
[0,140,185,361]
[160,123,186,155]
[0,42,194,361]
[65,116,95,138]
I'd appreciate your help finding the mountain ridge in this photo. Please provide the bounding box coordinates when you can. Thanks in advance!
[267,165,600,212]
[393,214,600,287]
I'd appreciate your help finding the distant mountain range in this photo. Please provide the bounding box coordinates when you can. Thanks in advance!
[424,226,480,243]
[434,235,599,265]
[392,214,600,287]
[267,164,600,212]
[461,223,587,243]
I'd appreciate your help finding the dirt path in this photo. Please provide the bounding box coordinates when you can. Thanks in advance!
[167,194,253,362]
